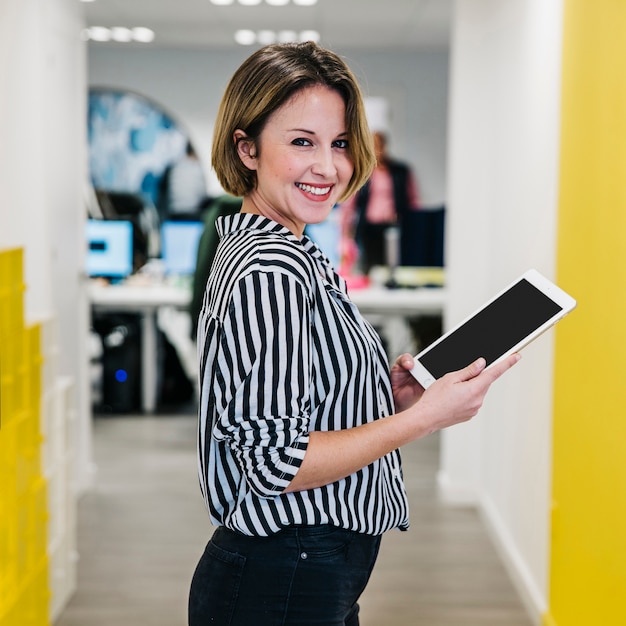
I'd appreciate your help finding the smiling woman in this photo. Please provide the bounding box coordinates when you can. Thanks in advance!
[189,40,518,626]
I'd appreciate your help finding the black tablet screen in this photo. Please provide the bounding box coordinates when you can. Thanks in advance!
[419,278,563,379]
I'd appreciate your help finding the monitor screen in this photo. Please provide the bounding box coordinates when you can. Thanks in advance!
[85,219,133,279]
[160,221,204,275]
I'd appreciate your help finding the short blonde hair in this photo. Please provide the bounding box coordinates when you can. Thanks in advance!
[211,42,375,201]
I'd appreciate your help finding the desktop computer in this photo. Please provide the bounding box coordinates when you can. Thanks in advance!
[87,219,142,413]
[85,219,134,280]
[96,314,142,413]
[160,220,204,276]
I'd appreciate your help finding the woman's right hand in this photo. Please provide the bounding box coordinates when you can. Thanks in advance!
[408,354,521,436]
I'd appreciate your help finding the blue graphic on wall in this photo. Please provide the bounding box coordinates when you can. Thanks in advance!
[88,89,190,208]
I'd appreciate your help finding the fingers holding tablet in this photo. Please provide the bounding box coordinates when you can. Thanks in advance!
[410,269,576,389]
[411,353,522,433]
[478,352,522,384]
[458,353,521,385]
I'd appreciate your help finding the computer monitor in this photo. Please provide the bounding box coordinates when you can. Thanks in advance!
[400,206,445,267]
[85,219,133,279]
[160,220,204,275]
[305,213,341,268]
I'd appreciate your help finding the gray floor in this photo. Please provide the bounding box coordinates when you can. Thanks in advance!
[55,411,533,626]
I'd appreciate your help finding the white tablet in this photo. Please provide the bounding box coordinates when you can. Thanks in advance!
[410,269,577,388]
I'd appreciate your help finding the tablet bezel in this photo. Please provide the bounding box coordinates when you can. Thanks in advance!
[409,269,577,388]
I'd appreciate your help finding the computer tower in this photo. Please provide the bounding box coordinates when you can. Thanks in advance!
[93,314,142,414]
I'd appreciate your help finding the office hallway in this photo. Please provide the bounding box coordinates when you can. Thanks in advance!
[55,413,533,626]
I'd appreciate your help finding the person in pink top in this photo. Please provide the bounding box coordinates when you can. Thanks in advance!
[340,130,420,274]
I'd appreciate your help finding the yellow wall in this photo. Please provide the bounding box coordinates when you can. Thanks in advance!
[0,249,50,626]
[547,0,626,623]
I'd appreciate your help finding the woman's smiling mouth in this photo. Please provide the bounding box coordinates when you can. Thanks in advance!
[295,182,332,196]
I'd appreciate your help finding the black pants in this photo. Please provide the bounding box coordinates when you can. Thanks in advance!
[189,525,382,626]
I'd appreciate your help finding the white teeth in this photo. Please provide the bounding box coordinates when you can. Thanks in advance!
[296,183,331,196]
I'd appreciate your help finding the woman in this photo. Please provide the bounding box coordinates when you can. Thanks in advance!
[189,41,519,626]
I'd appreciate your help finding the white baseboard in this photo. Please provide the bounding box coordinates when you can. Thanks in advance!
[436,471,546,626]
[479,493,546,626]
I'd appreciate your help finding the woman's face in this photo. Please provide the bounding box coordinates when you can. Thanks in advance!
[236,85,354,237]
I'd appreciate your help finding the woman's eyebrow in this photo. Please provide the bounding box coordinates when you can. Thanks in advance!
[287,128,349,137]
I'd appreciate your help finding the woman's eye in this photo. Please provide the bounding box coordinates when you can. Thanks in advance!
[333,139,349,149]
[291,138,312,146]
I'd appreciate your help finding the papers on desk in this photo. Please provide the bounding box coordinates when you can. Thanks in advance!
[368,266,445,288]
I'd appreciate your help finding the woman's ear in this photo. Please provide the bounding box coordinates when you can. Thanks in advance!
[233,129,258,170]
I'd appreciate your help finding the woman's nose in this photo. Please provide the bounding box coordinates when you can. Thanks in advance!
[312,148,336,177]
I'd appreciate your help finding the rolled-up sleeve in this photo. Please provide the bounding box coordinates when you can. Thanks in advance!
[213,270,312,498]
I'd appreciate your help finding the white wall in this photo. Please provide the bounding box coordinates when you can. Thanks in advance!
[441,0,564,622]
[0,0,91,490]
[87,45,449,206]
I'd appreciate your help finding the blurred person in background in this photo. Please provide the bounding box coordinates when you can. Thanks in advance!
[340,130,420,275]
[160,141,209,221]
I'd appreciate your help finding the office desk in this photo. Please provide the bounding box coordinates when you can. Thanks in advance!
[350,286,447,359]
[350,286,446,316]
[89,282,191,414]
[89,282,446,412]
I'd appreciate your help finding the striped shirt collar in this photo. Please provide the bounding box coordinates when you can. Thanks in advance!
[216,212,347,293]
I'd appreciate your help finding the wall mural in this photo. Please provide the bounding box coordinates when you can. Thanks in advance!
[87,88,190,209]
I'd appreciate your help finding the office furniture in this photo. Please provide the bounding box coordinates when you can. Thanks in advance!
[89,282,446,413]
[351,286,446,358]
[350,286,445,315]
[89,283,190,414]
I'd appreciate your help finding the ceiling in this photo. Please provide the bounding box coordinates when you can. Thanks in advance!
[82,0,452,50]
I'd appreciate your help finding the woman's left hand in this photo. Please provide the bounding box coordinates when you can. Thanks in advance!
[390,353,424,412]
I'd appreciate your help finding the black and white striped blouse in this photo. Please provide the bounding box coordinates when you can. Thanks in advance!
[196,213,409,537]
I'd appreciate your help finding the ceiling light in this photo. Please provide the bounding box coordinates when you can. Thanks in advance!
[87,27,112,42]
[234,29,256,45]
[265,0,290,5]
[238,0,262,5]
[83,25,155,44]
[210,0,235,4]
[299,30,320,42]
[257,30,276,45]
[132,27,155,43]
[80,0,97,3]
[293,0,317,5]
[111,27,133,42]
[234,29,321,46]
[278,30,298,43]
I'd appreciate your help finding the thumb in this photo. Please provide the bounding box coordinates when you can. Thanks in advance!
[454,357,487,382]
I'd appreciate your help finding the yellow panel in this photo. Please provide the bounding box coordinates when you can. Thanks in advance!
[0,249,50,626]
[546,1,626,624]
[0,249,25,337]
